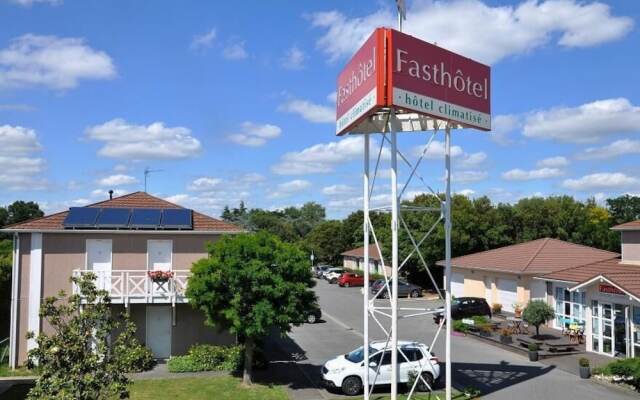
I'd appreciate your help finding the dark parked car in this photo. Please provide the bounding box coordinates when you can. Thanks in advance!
[433,297,492,323]
[314,265,331,279]
[305,304,322,324]
[371,279,422,298]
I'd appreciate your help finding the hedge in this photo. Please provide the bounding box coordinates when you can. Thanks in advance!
[168,344,243,373]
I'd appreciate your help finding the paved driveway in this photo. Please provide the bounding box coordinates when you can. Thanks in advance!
[264,279,636,400]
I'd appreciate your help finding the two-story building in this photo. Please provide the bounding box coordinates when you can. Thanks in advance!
[2,191,243,368]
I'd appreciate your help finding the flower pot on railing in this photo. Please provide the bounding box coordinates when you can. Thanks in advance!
[147,270,174,283]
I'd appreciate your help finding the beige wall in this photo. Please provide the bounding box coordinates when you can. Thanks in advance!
[622,231,640,264]
[14,231,221,365]
[452,267,533,308]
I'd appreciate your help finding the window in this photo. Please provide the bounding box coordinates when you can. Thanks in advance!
[402,348,423,362]
[380,351,392,366]
[554,285,586,329]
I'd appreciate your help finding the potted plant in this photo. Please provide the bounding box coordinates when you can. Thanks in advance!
[479,323,493,337]
[499,328,512,344]
[578,358,591,379]
[491,303,502,315]
[148,270,174,283]
[528,343,539,362]
[513,303,523,318]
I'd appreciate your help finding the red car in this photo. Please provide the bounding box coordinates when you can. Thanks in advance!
[338,273,365,287]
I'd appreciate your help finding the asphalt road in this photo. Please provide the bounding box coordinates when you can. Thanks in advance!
[265,279,637,400]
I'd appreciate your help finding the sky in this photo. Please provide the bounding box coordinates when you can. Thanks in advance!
[0,0,639,219]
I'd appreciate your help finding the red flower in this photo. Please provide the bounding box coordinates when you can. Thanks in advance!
[148,270,174,282]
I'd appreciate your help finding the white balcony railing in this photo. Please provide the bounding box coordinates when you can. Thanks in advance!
[72,269,191,305]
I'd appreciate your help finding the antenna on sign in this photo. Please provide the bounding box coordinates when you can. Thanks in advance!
[396,0,406,31]
[144,167,163,193]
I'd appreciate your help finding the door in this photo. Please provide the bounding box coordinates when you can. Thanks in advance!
[148,240,173,271]
[86,239,112,291]
[601,303,614,356]
[614,304,628,358]
[484,277,492,304]
[451,272,465,298]
[497,279,517,312]
[376,351,393,384]
[146,306,171,358]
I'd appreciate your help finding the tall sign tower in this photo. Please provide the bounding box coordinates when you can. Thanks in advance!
[335,9,491,400]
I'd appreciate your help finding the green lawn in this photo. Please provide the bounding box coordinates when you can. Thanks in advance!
[0,364,35,377]
[128,376,288,400]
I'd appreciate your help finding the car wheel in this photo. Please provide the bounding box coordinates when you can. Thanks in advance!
[330,278,338,284]
[344,282,350,288]
[409,289,420,298]
[306,313,317,324]
[382,291,390,299]
[341,376,363,396]
[416,372,435,392]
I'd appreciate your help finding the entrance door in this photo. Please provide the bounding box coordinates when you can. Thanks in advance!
[86,239,112,291]
[601,303,614,356]
[146,306,171,358]
[614,304,628,358]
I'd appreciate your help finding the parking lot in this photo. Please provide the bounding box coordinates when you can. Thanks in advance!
[264,279,636,400]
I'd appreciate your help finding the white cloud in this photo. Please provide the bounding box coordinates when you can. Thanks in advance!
[85,118,202,159]
[227,121,281,147]
[578,139,640,160]
[451,170,488,183]
[268,179,312,199]
[458,152,487,169]
[502,167,564,181]
[413,140,485,169]
[537,156,569,168]
[490,115,520,145]
[311,0,633,64]
[562,172,639,191]
[279,99,334,123]
[457,189,475,197]
[9,0,61,6]
[0,125,46,190]
[281,46,305,70]
[222,39,248,60]
[188,177,222,191]
[327,92,337,103]
[322,184,357,196]
[272,136,375,175]
[0,103,35,112]
[523,98,640,143]
[190,28,217,52]
[0,34,115,89]
[97,174,138,187]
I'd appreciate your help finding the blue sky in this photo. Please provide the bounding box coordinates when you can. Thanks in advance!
[0,0,639,219]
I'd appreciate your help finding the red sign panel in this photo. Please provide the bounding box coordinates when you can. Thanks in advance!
[388,29,491,130]
[335,28,491,135]
[336,29,385,135]
[599,284,625,296]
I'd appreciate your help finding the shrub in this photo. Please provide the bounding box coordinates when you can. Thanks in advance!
[578,358,590,368]
[117,342,156,373]
[471,315,489,325]
[344,268,384,281]
[491,303,502,314]
[522,300,555,337]
[499,328,512,337]
[168,344,243,373]
[528,343,538,352]
[452,320,470,333]
[598,358,640,390]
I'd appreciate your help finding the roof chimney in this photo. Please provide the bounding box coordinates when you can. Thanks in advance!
[108,190,114,200]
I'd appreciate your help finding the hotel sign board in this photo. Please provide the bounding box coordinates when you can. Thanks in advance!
[336,28,491,135]
[599,284,626,296]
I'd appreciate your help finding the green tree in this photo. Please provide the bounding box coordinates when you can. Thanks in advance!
[304,220,347,265]
[522,300,556,337]
[7,201,43,225]
[186,232,316,385]
[27,273,145,399]
[607,195,640,225]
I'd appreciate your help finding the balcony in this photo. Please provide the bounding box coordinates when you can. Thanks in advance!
[72,269,191,305]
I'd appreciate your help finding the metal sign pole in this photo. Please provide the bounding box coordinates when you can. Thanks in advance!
[363,134,371,400]
[390,125,399,400]
[444,124,453,400]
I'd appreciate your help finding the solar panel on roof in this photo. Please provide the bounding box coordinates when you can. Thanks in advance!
[130,208,162,228]
[63,207,100,228]
[161,209,193,229]
[96,208,131,228]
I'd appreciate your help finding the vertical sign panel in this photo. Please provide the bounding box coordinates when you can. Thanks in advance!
[336,29,385,136]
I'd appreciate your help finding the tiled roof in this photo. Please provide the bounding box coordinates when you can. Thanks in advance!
[611,220,640,230]
[342,244,382,261]
[540,259,640,299]
[436,238,618,274]
[1,191,242,233]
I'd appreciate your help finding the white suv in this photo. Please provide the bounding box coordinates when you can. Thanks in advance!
[321,341,440,396]
[324,268,344,284]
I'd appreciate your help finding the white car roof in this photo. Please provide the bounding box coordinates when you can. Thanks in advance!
[370,340,428,351]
